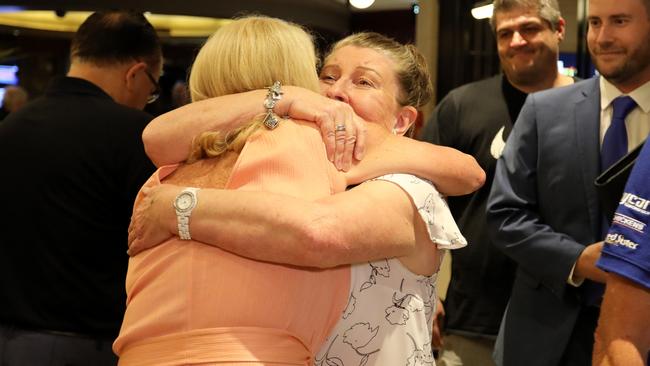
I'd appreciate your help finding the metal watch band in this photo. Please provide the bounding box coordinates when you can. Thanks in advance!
[174,187,200,241]
[177,214,192,240]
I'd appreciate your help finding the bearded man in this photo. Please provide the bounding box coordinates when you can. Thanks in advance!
[487,0,650,364]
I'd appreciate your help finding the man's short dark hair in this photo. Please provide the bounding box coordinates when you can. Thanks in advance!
[71,11,162,68]
[490,0,562,32]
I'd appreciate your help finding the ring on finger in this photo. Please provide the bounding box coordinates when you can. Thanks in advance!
[335,124,346,132]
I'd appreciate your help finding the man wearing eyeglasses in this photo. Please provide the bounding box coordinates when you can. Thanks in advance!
[0,11,160,365]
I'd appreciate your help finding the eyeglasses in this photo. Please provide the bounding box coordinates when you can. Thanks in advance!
[144,69,161,104]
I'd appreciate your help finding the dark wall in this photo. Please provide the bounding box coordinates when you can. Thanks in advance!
[0,30,69,98]
[437,0,500,100]
[350,9,416,45]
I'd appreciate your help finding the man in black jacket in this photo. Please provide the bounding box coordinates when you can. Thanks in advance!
[0,11,161,365]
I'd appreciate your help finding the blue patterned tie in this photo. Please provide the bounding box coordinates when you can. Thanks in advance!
[601,96,637,171]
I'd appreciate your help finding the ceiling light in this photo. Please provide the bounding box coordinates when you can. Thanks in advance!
[349,0,375,10]
[0,10,230,37]
[471,3,493,20]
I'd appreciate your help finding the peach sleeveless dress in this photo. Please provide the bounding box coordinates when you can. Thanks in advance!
[114,121,350,365]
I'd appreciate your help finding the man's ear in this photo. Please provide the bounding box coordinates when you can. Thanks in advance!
[392,105,418,136]
[556,17,566,42]
[124,61,148,92]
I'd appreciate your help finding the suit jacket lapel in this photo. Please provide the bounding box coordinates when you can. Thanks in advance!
[574,78,602,239]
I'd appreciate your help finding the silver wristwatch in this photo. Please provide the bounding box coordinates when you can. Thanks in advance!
[173,187,200,240]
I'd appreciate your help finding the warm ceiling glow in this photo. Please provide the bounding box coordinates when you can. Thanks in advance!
[471,3,494,20]
[148,13,231,37]
[349,0,376,10]
[0,10,230,37]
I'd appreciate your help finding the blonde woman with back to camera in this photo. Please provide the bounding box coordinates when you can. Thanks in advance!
[121,17,484,365]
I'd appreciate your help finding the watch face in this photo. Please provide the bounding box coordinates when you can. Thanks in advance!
[175,192,194,211]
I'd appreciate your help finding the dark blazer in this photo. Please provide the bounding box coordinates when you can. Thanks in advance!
[487,77,602,366]
[0,77,155,338]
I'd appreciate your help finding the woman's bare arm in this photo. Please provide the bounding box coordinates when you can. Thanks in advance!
[129,181,420,267]
[143,87,363,168]
[144,87,484,196]
[143,90,264,167]
[347,123,485,196]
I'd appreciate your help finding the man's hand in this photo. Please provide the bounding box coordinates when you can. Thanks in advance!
[128,184,183,256]
[574,241,608,284]
[281,86,367,171]
[432,297,446,349]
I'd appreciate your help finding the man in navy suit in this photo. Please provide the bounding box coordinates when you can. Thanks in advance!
[487,0,650,365]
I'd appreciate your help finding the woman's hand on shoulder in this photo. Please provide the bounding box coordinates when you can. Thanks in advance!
[280,86,367,171]
[128,184,182,256]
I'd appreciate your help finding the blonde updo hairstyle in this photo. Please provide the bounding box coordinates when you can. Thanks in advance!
[187,16,320,162]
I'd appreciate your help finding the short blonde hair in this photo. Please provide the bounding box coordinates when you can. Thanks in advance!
[187,16,320,162]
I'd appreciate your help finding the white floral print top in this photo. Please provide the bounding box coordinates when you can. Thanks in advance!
[314,174,467,366]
